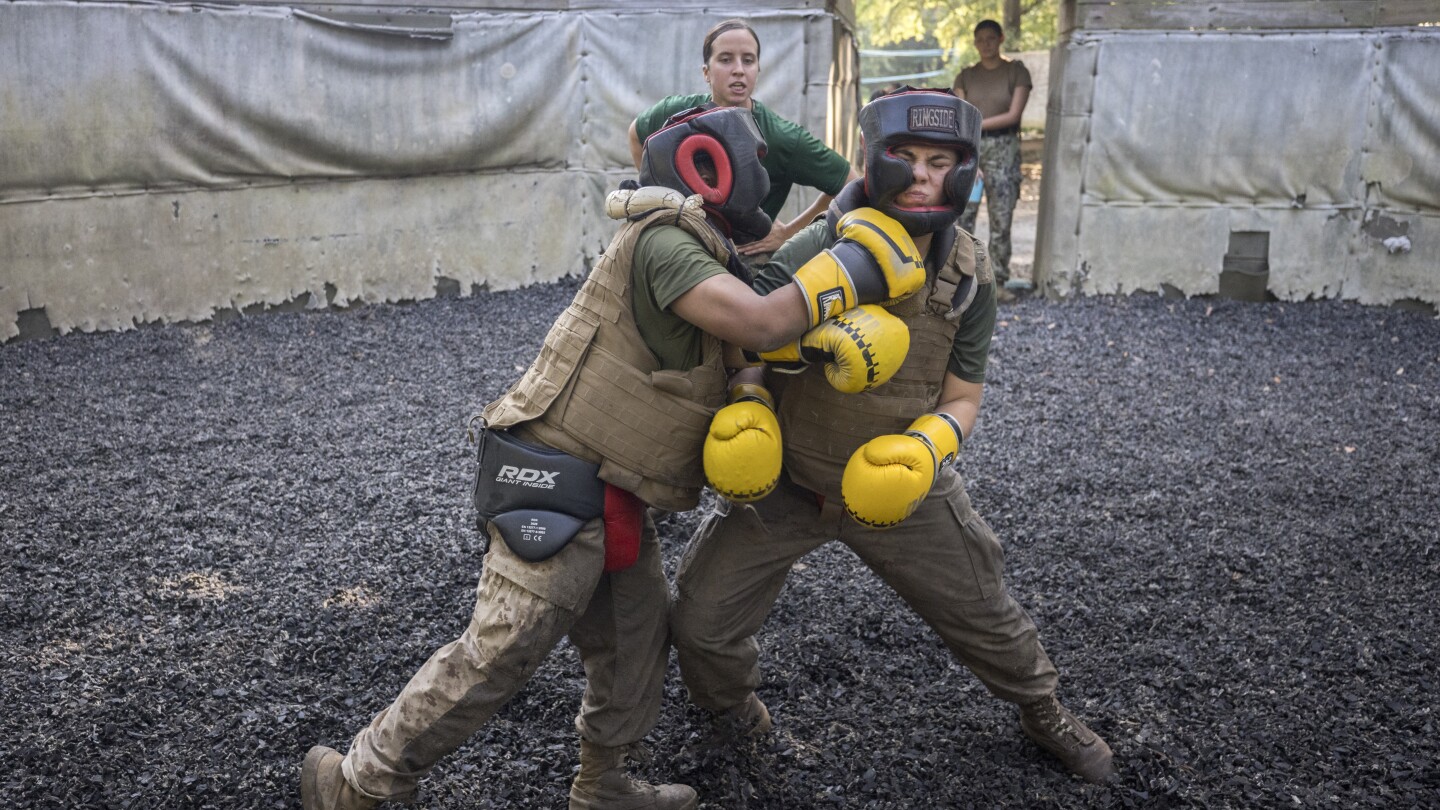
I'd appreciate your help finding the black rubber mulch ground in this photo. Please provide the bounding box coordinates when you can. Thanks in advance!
[2,282,1437,809]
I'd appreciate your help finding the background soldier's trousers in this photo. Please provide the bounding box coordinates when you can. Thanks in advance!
[959,133,1023,284]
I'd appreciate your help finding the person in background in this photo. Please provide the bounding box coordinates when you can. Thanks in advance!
[628,19,858,258]
[953,19,1032,298]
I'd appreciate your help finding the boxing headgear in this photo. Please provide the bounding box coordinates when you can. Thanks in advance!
[859,88,981,235]
[640,106,773,243]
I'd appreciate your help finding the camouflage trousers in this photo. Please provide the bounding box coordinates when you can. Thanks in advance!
[340,515,671,802]
[959,132,1023,283]
[671,469,1059,714]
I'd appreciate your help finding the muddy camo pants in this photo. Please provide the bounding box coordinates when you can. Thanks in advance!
[340,515,670,802]
[959,132,1022,283]
[671,469,1058,714]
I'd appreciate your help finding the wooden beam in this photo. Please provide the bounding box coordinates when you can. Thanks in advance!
[1379,0,1440,25]
[1075,0,1391,31]
[148,0,841,12]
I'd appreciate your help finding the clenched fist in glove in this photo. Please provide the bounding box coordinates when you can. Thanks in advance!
[841,412,964,528]
[751,305,910,394]
[790,208,926,326]
[703,383,783,502]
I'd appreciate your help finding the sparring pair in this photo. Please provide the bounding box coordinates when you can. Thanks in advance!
[679,88,1118,785]
[300,105,931,810]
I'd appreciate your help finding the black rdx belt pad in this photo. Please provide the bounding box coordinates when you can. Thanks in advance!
[473,429,605,522]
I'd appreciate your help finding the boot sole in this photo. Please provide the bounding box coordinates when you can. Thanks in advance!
[569,788,698,810]
[1021,725,1115,784]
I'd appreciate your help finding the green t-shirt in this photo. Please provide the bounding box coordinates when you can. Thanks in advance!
[752,221,996,383]
[634,95,851,221]
[955,59,1033,120]
[630,224,730,370]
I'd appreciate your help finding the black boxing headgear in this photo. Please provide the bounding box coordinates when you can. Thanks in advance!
[640,106,772,242]
[859,88,981,235]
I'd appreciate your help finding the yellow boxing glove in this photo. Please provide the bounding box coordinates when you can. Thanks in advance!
[789,208,926,326]
[841,412,963,528]
[752,305,910,394]
[703,383,783,502]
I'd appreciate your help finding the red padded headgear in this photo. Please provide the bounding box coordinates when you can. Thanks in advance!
[640,106,772,242]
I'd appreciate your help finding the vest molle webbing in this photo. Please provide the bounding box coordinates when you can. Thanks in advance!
[481,205,733,512]
[775,229,984,500]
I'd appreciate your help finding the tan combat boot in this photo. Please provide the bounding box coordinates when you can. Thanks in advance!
[1019,696,1116,784]
[301,746,379,810]
[568,740,697,810]
[718,692,772,738]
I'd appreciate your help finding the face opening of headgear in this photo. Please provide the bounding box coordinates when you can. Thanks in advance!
[858,87,982,236]
[639,106,773,243]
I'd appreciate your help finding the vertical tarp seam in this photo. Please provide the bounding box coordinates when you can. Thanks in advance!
[1074,37,1101,284]
[579,14,593,268]
[1353,30,1386,290]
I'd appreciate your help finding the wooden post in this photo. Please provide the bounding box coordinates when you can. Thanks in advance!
[1058,0,1076,38]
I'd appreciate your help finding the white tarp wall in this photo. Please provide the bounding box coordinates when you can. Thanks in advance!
[0,0,856,341]
[1013,50,1050,132]
[1037,7,1440,306]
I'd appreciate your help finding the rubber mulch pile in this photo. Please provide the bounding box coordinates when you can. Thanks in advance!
[2,282,1436,809]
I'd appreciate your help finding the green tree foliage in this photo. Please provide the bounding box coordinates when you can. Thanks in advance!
[856,0,1057,89]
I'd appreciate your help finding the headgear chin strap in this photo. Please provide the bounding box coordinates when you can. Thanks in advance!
[640,106,772,243]
[858,87,981,236]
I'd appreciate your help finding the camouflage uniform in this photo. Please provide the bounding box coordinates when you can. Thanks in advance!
[334,202,732,804]
[344,515,671,801]
[959,132,1022,284]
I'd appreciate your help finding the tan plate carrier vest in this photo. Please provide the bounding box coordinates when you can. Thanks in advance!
[772,228,991,501]
[480,206,732,513]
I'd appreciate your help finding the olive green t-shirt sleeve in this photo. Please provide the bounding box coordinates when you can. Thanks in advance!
[630,225,729,370]
[750,220,831,294]
[948,281,996,384]
[1014,60,1034,90]
[634,94,712,142]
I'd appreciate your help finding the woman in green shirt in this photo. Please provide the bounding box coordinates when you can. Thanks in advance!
[628,19,857,258]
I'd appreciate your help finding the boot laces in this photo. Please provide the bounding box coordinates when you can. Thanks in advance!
[1033,698,1078,740]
